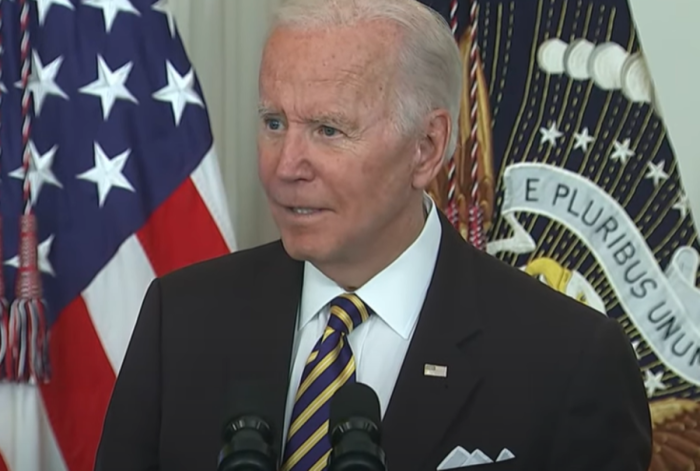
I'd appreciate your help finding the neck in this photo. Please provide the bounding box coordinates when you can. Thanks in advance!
[317,195,428,291]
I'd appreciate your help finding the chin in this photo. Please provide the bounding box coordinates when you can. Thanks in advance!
[279,233,333,264]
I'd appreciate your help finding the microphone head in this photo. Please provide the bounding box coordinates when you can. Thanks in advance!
[218,379,279,471]
[328,382,387,471]
[329,382,381,444]
[221,379,277,443]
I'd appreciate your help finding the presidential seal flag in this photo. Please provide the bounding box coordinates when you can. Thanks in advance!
[421,0,700,469]
[0,1,235,470]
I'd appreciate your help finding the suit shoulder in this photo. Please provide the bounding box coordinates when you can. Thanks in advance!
[469,246,612,336]
[156,239,293,295]
[463,246,635,389]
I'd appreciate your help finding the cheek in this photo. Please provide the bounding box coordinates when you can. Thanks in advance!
[360,151,409,195]
[338,164,396,217]
[256,156,271,186]
[257,142,278,182]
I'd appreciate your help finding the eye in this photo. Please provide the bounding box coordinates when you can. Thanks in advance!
[319,125,340,137]
[264,118,283,131]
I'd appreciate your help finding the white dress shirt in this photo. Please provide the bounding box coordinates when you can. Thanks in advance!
[282,193,442,443]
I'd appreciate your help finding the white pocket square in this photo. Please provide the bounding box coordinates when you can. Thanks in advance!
[437,446,515,469]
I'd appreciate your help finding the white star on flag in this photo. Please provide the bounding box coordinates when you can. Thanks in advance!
[5,234,56,276]
[610,138,634,164]
[77,142,136,207]
[645,160,669,188]
[79,55,138,120]
[82,0,140,33]
[539,122,563,146]
[16,51,69,116]
[643,369,668,397]
[152,60,204,126]
[673,193,690,219]
[36,0,74,25]
[152,0,177,38]
[9,141,63,206]
[573,127,595,152]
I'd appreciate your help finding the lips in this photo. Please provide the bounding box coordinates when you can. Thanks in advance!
[291,208,318,215]
[275,200,329,217]
[286,206,328,214]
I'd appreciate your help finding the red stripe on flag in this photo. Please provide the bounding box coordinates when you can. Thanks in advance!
[39,296,116,471]
[137,177,229,277]
[0,452,8,471]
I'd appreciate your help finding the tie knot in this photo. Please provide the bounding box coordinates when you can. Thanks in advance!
[327,293,372,335]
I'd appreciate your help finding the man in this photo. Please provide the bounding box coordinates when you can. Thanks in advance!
[94,0,652,470]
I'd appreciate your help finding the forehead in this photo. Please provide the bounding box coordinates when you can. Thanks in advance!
[258,21,401,112]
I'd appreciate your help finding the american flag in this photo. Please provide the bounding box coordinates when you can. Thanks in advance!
[0,0,236,470]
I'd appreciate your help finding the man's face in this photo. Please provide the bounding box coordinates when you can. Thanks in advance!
[257,21,429,274]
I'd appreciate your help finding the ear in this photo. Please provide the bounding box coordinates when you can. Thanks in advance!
[411,108,451,190]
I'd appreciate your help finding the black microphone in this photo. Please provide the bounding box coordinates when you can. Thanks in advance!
[217,380,278,471]
[328,382,388,471]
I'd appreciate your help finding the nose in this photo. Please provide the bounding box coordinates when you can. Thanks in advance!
[275,128,314,182]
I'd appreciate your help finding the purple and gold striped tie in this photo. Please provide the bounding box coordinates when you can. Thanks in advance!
[281,293,372,471]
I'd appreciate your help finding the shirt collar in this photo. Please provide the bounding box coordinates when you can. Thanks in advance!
[298,193,442,339]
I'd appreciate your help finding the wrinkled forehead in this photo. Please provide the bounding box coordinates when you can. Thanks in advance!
[258,22,402,109]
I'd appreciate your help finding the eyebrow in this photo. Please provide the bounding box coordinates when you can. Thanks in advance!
[257,105,357,131]
[257,104,278,117]
[309,112,356,130]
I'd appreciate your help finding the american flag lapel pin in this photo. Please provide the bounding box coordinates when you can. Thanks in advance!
[424,363,448,378]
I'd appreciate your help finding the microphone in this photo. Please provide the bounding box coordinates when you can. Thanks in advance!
[328,382,388,471]
[217,380,278,471]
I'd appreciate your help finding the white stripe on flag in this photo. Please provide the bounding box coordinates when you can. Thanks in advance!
[191,145,237,251]
[0,384,68,471]
[82,235,156,374]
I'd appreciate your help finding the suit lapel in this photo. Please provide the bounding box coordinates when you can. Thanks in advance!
[381,213,486,470]
[223,242,303,461]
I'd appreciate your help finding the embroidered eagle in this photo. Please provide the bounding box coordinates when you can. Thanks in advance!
[649,398,700,470]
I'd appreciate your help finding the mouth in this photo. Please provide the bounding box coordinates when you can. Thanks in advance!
[283,206,328,216]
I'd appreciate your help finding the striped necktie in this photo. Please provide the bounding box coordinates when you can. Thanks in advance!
[281,293,373,471]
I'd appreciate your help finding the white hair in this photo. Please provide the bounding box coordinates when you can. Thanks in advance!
[268,0,463,160]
